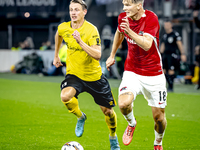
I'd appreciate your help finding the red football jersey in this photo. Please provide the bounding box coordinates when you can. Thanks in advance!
[118,10,163,76]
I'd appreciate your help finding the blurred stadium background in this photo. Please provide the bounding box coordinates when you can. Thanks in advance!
[0,0,200,74]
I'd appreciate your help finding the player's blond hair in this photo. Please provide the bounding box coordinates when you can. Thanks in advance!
[70,0,87,10]
[123,0,144,5]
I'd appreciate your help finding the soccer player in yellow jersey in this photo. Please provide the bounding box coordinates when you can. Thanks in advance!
[53,0,120,149]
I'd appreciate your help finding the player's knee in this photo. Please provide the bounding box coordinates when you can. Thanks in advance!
[118,93,134,111]
[118,100,130,111]
[103,108,112,116]
[118,102,126,111]
[154,114,165,125]
[60,91,73,102]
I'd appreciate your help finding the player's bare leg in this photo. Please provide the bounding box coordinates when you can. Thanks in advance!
[118,92,137,145]
[100,106,120,150]
[152,107,166,150]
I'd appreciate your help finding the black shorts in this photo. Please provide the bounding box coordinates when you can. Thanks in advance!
[162,53,180,71]
[60,74,116,108]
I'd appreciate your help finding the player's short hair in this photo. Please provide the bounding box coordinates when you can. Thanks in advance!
[164,17,171,23]
[123,0,144,4]
[70,0,87,10]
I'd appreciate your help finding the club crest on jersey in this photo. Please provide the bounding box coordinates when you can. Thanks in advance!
[96,38,100,45]
[138,31,144,35]
[167,37,174,43]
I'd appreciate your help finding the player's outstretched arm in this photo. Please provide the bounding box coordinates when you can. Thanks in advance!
[72,30,101,60]
[106,29,124,71]
[53,30,63,68]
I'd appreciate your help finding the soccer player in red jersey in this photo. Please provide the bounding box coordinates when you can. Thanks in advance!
[106,0,167,149]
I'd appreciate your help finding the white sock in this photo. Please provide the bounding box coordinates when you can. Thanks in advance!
[109,135,117,139]
[154,130,164,145]
[78,112,84,120]
[123,109,136,127]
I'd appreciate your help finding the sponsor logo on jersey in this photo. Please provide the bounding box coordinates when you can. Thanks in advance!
[92,35,99,38]
[80,33,85,38]
[125,37,136,44]
[65,34,71,38]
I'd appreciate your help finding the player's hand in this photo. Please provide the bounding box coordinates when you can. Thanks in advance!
[72,30,81,44]
[193,10,199,17]
[53,56,63,68]
[120,17,130,35]
[181,54,187,62]
[106,56,115,71]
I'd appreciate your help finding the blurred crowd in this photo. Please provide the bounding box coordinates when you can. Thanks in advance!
[8,3,200,90]
[11,37,35,51]
[11,37,53,51]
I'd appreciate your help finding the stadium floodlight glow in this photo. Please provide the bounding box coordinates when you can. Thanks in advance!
[24,12,30,18]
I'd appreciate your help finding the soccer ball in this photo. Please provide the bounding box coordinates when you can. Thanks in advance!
[61,141,84,150]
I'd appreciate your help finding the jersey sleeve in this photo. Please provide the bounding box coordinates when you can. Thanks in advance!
[161,34,166,43]
[58,22,67,37]
[143,13,159,38]
[175,31,182,41]
[88,26,101,46]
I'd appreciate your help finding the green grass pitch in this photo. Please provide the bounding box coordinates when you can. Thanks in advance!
[0,73,200,150]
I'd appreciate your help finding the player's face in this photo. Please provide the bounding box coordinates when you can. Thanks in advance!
[122,0,141,18]
[69,2,87,22]
[195,46,200,55]
[164,21,172,31]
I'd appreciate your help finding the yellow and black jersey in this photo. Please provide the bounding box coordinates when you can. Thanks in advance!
[58,20,102,81]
